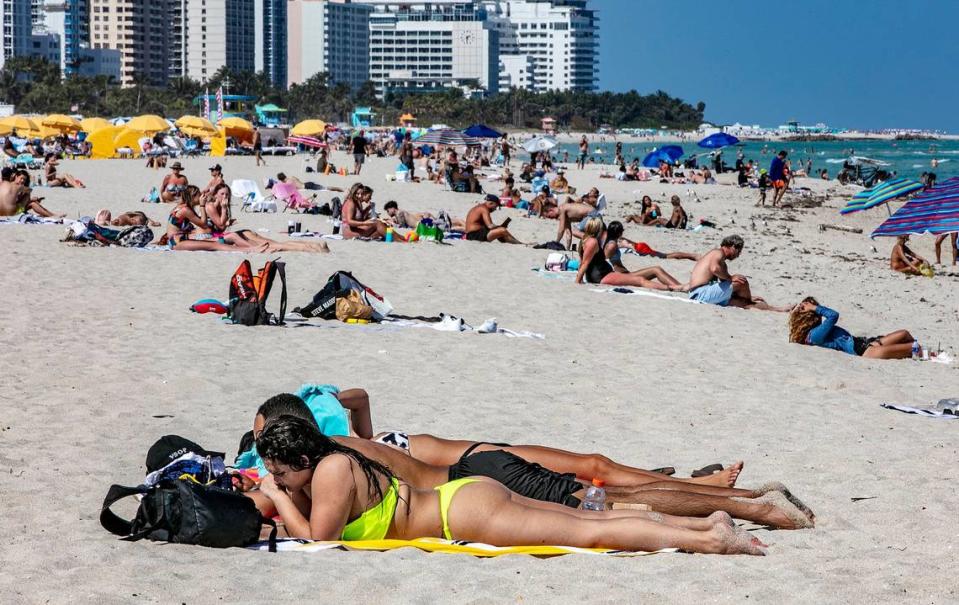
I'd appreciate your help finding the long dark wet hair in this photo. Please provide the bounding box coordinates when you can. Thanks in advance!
[256,415,394,504]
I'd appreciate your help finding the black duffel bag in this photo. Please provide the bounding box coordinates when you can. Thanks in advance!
[100,478,277,552]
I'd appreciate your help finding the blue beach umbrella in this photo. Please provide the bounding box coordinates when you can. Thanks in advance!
[463,124,504,139]
[840,178,923,215]
[697,132,740,149]
[871,178,959,238]
[415,129,481,146]
[641,145,684,168]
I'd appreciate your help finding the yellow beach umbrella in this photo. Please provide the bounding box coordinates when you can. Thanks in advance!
[41,114,82,133]
[23,125,62,140]
[86,125,122,159]
[80,117,111,133]
[174,115,218,138]
[0,115,40,134]
[218,116,254,132]
[124,114,171,134]
[290,119,327,137]
[113,127,147,157]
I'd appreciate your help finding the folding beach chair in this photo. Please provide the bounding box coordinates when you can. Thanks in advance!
[232,179,277,213]
[272,181,315,213]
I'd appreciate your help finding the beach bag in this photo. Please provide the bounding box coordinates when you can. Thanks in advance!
[228,259,287,326]
[116,225,154,248]
[294,271,393,320]
[335,289,374,322]
[99,479,276,551]
[545,252,570,272]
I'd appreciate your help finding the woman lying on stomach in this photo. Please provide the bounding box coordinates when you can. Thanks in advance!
[255,415,766,555]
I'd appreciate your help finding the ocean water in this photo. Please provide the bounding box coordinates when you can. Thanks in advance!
[550,139,959,181]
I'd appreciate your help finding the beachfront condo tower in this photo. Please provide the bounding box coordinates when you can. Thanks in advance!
[287,0,373,90]
[0,0,33,69]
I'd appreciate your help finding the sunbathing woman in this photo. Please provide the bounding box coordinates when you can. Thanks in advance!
[788,297,918,359]
[44,154,84,188]
[576,218,682,291]
[606,221,698,261]
[626,196,662,225]
[341,183,390,240]
[94,209,160,227]
[255,416,768,554]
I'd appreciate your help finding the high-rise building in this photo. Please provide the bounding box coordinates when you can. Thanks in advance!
[88,0,170,86]
[29,30,60,64]
[360,1,498,99]
[62,0,86,75]
[29,0,65,70]
[181,0,254,81]
[482,0,597,92]
[287,0,372,90]
[257,0,286,88]
[0,0,33,68]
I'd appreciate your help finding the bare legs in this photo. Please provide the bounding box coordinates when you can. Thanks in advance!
[601,266,681,291]
[26,199,65,218]
[486,226,523,244]
[861,329,915,359]
[934,233,957,265]
[727,274,793,312]
[555,204,591,247]
[447,480,766,555]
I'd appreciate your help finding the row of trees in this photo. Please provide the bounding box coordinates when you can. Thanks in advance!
[0,59,705,130]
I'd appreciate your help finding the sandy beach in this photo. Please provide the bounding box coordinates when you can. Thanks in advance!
[1,152,958,603]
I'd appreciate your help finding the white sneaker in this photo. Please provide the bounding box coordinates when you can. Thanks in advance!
[478,318,498,334]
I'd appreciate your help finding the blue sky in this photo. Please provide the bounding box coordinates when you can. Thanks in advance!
[597,0,959,132]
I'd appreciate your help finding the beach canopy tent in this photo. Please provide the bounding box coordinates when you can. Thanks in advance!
[463,124,503,139]
[290,119,327,137]
[175,115,218,138]
[523,136,558,152]
[79,117,111,133]
[415,129,480,146]
[641,145,684,168]
[41,114,82,133]
[114,128,147,157]
[697,132,740,149]
[840,178,924,215]
[287,135,327,149]
[87,125,123,158]
[871,177,959,238]
[124,114,170,135]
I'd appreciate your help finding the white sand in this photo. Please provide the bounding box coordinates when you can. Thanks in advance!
[1,152,957,603]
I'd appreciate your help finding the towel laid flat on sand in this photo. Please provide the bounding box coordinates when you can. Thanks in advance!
[881,403,959,419]
[0,214,64,224]
[590,287,702,304]
[285,316,544,339]
[247,537,674,558]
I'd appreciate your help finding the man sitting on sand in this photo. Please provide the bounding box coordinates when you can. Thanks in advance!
[237,390,814,530]
[890,234,931,275]
[465,194,523,244]
[679,235,792,311]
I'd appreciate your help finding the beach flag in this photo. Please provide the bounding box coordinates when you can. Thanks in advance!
[216,87,225,124]
[203,88,211,121]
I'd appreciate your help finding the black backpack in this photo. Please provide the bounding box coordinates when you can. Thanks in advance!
[228,259,287,326]
[100,479,277,551]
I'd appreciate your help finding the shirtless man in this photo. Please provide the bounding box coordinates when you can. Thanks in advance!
[464,194,523,244]
[679,235,792,311]
[577,134,588,169]
[200,164,224,196]
[160,162,188,203]
[890,234,929,275]
[383,200,464,231]
[0,170,63,217]
[556,187,601,248]
[240,393,814,530]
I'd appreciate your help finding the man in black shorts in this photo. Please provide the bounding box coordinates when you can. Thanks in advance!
[351,130,369,175]
[464,194,523,244]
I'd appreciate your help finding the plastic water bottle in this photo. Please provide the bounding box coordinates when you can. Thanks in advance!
[911,340,921,360]
[385,227,394,243]
[581,478,606,511]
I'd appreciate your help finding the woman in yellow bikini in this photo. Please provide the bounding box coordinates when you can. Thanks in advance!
[255,416,766,555]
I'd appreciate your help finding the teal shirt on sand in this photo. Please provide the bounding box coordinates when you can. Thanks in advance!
[235,383,349,475]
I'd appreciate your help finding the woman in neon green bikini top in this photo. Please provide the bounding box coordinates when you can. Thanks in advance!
[254,416,766,555]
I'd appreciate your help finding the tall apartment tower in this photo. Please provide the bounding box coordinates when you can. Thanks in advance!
[62,0,86,75]
[88,0,170,86]
[255,0,286,88]
[482,0,597,92]
[287,0,372,90]
[181,0,255,81]
[359,1,498,99]
[0,0,33,68]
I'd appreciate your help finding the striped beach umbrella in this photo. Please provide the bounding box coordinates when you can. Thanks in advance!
[871,178,959,238]
[415,129,481,146]
[840,178,923,215]
[287,135,327,149]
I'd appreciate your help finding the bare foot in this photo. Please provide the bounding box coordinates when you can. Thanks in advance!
[690,461,743,487]
[756,482,815,523]
[710,523,767,556]
[736,491,814,529]
[707,510,735,528]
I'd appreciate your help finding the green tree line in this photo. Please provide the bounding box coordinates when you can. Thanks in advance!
[0,58,705,130]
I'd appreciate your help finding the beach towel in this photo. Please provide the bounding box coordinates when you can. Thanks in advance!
[880,403,959,419]
[0,214,64,224]
[247,537,674,558]
[285,316,544,339]
[590,287,702,304]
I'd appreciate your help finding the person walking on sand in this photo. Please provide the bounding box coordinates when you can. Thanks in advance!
[500,135,511,167]
[465,194,523,244]
[678,235,792,311]
[253,128,265,167]
[351,130,369,175]
[934,232,957,266]
[769,151,788,207]
[577,134,588,170]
